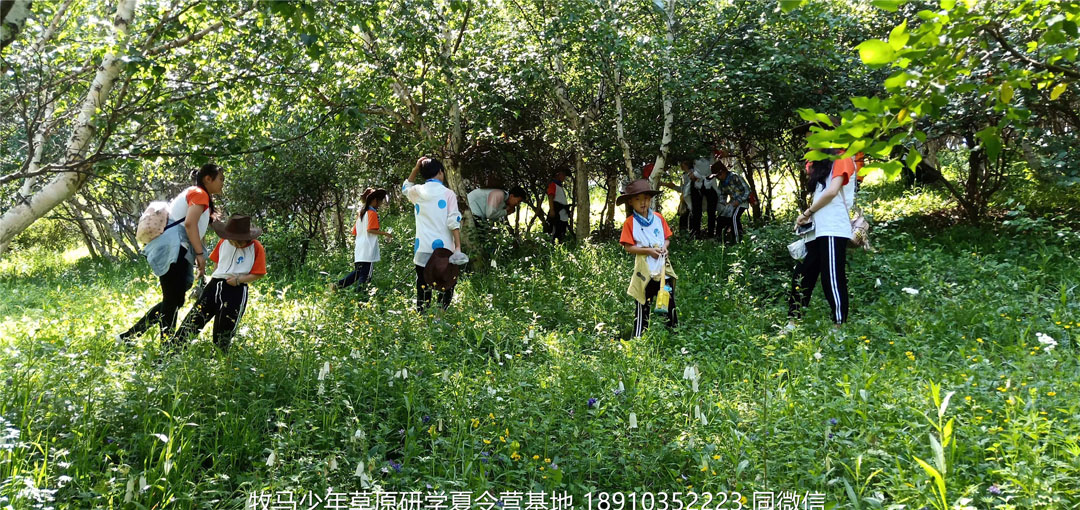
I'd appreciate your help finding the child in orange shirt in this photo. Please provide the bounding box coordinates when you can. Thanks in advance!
[618,180,678,337]
[170,215,266,353]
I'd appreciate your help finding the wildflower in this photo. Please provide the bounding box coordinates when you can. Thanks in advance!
[901,287,919,295]
[1036,332,1057,351]
[587,398,597,409]
[545,458,551,463]
[1047,391,1057,397]
[829,418,838,426]
[388,460,402,472]
[628,412,638,429]
[533,455,540,460]
[988,485,1002,496]
[510,451,522,461]
[813,351,823,360]
[422,415,431,424]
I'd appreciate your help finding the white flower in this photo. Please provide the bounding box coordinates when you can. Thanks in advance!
[618,381,625,393]
[628,412,638,429]
[1036,332,1057,351]
[814,351,823,361]
[139,474,147,492]
[355,461,365,477]
[266,451,276,467]
[124,477,135,503]
[353,429,365,441]
[317,362,330,381]
[328,456,338,471]
[902,287,920,295]
[875,278,882,288]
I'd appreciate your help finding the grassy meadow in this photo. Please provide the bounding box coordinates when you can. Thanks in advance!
[2,181,1079,509]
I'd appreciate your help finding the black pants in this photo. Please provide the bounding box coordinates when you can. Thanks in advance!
[415,265,453,312]
[703,189,719,238]
[687,188,703,237]
[122,246,193,340]
[633,276,678,337]
[335,262,373,292]
[170,278,248,353]
[719,207,745,244]
[788,236,849,324]
[551,217,569,243]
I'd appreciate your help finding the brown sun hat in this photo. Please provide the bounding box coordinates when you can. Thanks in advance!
[211,214,262,241]
[616,179,661,206]
[423,248,460,292]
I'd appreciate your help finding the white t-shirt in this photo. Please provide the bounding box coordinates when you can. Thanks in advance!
[467,188,508,221]
[209,239,267,279]
[352,208,381,263]
[547,181,570,221]
[807,157,857,241]
[402,178,461,267]
[168,186,211,241]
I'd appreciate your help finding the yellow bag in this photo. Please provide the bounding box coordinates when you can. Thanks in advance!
[654,262,671,314]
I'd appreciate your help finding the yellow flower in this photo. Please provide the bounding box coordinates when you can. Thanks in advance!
[488,413,495,420]
[471,418,480,428]
[510,451,521,461]
[1048,391,1057,396]
[483,439,492,445]
[712,454,721,460]
[533,455,540,460]
[544,458,551,463]
[964,396,972,402]
[976,338,984,343]
[499,436,506,443]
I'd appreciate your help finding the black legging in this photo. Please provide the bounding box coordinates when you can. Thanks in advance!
[704,189,719,238]
[335,262,373,292]
[415,265,453,312]
[121,246,193,340]
[170,278,248,353]
[719,207,745,244]
[788,236,849,324]
[687,187,703,237]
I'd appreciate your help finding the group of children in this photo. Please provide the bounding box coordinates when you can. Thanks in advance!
[120,134,858,353]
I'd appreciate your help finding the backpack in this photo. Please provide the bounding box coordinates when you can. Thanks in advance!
[136,201,184,245]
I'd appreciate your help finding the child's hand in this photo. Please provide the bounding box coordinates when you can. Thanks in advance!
[227,276,240,287]
[646,248,663,258]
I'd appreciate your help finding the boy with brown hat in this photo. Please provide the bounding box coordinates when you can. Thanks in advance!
[618,180,678,337]
[169,214,266,353]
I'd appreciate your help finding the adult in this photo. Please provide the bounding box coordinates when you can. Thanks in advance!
[403,156,463,312]
[119,163,224,342]
[788,124,858,328]
[666,159,698,235]
[693,157,719,239]
[711,161,751,244]
[546,171,571,243]
[467,186,527,222]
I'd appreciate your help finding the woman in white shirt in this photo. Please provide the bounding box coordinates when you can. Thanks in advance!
[789,146,858,328]
[119,164,223,342]
[330,188,392,296]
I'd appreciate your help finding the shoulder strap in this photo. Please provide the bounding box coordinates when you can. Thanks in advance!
[164,218,185,231]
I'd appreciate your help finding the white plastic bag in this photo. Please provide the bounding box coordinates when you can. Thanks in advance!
[787,238,808,260]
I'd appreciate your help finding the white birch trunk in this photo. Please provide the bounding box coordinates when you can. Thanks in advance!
[0,0,32,52]
[0,0,137,256]
[650,0,676,192]
[612,65,634,180]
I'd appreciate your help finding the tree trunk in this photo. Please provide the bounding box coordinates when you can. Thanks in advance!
[649,0,677,198]
[0,0,32,54]
[0,0,137,256]
[612,66,634,179]
[604,173,617,229]
[572,147,590,241]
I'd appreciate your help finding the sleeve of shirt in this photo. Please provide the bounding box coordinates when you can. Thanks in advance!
[659,214,673,239]
[209,239,223,264]
[734,176,751,202]
[619,218,636,246]
[832,158,856,186]
[487,190,505,212]
[186,187,210,208]
[367,211,380,231]
[249,241,267,275]
[402,179,420,203]
[446,192,462,231]
[546,182,557,197]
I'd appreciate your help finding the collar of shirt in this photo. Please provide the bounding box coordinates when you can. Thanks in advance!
[632,209,655,228]
[426,178,445,186]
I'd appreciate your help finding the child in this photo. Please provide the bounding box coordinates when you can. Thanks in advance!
[403,156,463,312]
[330,188,392,296]
[169,215,266,353]
[618,179,678,338]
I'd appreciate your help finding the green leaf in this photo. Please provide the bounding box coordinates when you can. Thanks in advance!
[941,0,956,10]
[884,71,913,90]
[871,0,905,12]
[779,0,808,13]
[930,433,946,476]
[889,20,910,50]
[905,148,923,170]
[857,40,896,66]
[977,126,1002,161]
[1000,82,1014,104]
[1050,83,1068,100]
[880,160,903,179]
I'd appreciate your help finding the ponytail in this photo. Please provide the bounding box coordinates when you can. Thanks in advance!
[192,163,220,218]
[807,150,837,192]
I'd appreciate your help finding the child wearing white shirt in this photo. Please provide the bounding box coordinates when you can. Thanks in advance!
[330,188,392,297]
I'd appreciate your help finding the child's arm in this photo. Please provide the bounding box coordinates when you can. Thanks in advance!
[622,243,662,258]
[227,273,264,286]
[368,228,393,238]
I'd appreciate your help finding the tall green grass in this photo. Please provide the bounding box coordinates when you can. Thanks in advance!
[2,185,1079,509]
